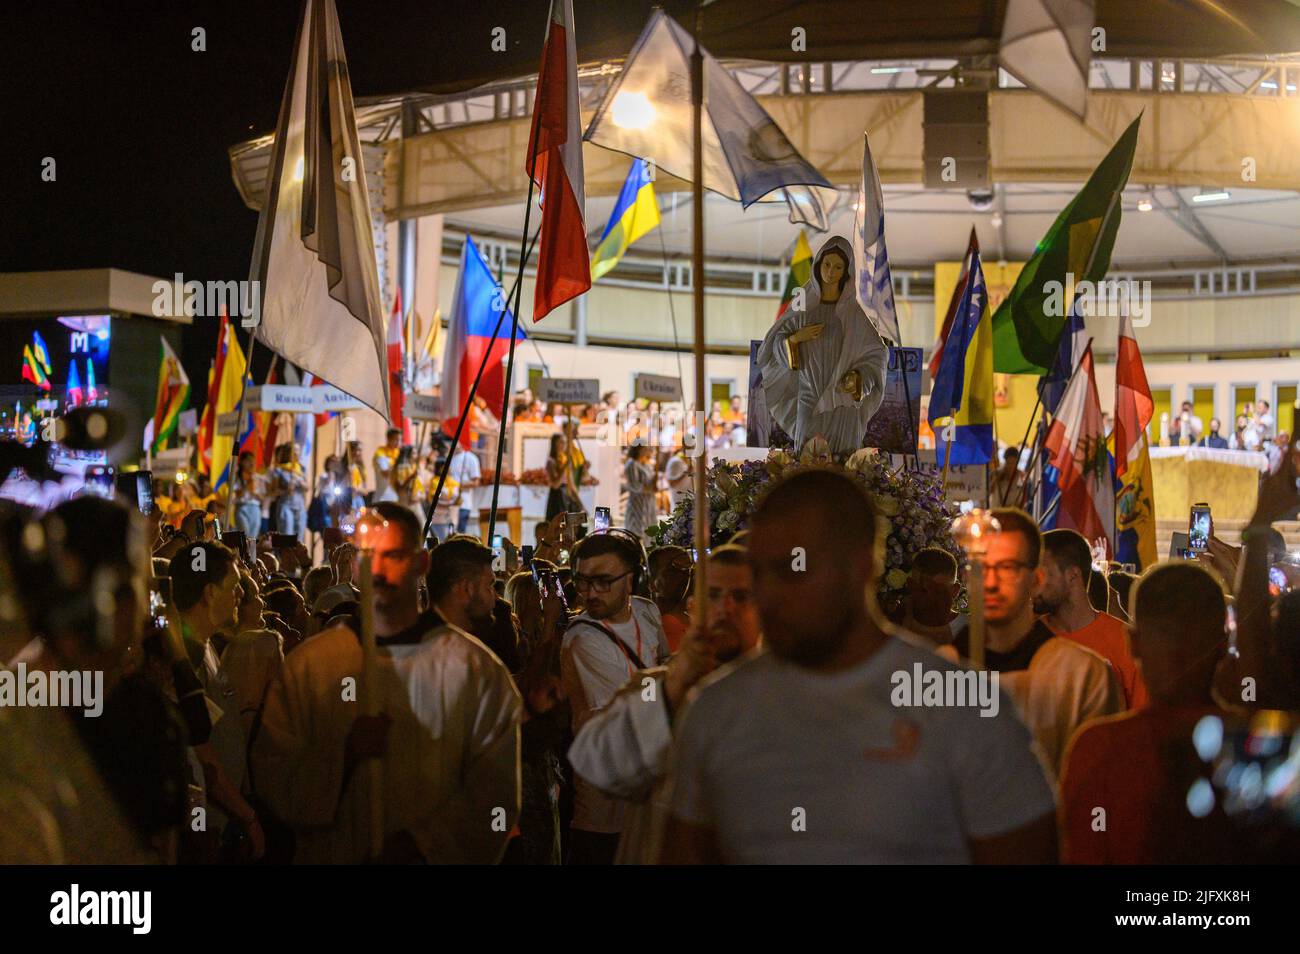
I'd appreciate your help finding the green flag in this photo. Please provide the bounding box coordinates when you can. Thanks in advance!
[992,114,1141,374]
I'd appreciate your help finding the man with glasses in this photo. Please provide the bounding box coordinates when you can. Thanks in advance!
[945,508,1122,779]
[560,533,668,864]
[569,543,760,863]
[254,503,521,863]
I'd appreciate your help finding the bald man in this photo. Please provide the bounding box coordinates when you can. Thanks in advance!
[660,469,1056,864]
[1059,562,1240,863]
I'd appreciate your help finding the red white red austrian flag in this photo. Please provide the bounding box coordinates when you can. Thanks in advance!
[527,0,590,321]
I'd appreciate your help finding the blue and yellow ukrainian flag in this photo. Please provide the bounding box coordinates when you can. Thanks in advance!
[929,239,994,466]
[590,159,660,281]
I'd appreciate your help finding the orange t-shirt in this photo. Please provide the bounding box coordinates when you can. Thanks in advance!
[1059,706,1236,864]
[1053,612,1149,710]
[661,612,688,655]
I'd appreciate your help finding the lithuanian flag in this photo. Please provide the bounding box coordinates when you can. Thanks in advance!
[776,230,813,319]
[591,159,660,281]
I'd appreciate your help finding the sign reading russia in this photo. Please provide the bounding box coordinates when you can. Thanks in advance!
[244,385,317,413]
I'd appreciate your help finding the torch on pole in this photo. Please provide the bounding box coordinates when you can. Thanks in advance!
[951,509,1001,672]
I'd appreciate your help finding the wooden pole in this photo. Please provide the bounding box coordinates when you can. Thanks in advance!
[968,554,986,670]
[690,7,709,631]
[357,548,383,859]
[940,410,956,492]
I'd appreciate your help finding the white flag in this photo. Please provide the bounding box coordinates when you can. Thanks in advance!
[247,0,389,420]
[584,9,837,230]
[999,0,1095,120]
[852,133,901,345]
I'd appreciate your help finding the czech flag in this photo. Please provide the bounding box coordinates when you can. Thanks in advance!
[527,0,589,320]
[441,236,524,449]
[591,159,659,281]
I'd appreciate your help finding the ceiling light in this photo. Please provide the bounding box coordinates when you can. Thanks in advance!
[610,91,655,130]
[1137,198,1153,212]
[1192,189,1230,204]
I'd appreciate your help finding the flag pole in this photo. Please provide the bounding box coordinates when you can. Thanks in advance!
[941,409,955,492]
[486,110,543,547]
[420,227,541,544]
[690,4,709,633]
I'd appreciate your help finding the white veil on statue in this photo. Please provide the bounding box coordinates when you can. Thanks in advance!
[757,235,888,455]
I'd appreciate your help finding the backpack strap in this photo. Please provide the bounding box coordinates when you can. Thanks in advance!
[565,617,648,672]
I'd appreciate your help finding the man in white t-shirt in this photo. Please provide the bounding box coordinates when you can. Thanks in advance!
[448,445,481,534]
[661,469,1056,864]
[560,532,668,864]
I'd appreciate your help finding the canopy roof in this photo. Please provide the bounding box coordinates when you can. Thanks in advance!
[407,0,1300,96]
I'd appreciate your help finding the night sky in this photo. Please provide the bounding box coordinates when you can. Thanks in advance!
[0,0,682,393]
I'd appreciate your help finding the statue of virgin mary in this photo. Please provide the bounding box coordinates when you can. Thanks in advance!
[757,236,889,456]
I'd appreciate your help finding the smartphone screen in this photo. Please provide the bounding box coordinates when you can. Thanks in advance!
[271,532,297,549]
[223,530,249,564]
[594,506,611,533]
[115,470,154,515]
[148,577,171,628]
[520,544,534,569]
[1188,504,1212,551]
[84,465,115,499]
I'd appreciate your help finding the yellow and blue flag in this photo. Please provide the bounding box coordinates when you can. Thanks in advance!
[590,159,660,281]
[929,236,994,466]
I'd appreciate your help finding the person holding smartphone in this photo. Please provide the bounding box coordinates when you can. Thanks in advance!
[232,451,266,540]
[448,442,481,535]
[270,443,308,543]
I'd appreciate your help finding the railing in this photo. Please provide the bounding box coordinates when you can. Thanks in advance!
[447,227,1300,303]
[340,54,1300,147]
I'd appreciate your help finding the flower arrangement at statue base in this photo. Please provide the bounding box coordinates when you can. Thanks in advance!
[647,439,961,603]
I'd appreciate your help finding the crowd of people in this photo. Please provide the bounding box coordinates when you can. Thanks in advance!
[2,425,1297,865]
[147,388,749,559]
[1164,398,1290,461]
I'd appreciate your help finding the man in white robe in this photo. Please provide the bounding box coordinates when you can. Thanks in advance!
[253,504,521,864]
[567,544,760,864]
[757,235,889,456]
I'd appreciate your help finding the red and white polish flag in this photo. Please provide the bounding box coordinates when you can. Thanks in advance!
[387,287,407,440]
[527,0,590,321]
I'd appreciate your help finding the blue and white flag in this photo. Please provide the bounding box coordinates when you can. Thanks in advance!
[583,9,837,230]
[852,133,902,345]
